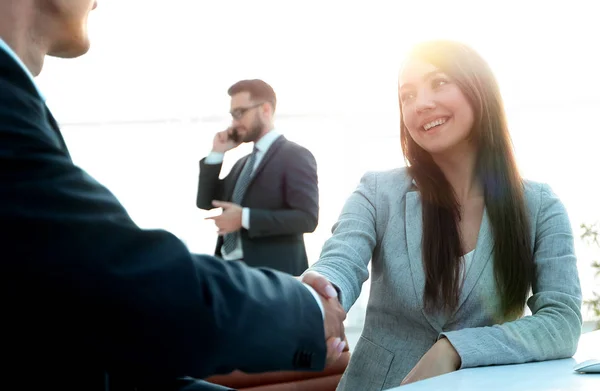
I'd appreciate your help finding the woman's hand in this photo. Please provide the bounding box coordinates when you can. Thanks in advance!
[401,337,461,386]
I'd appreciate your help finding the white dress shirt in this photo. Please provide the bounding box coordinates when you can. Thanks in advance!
[0,38,44,100]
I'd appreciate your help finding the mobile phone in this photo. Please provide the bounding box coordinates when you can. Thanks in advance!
[228,127,240,142]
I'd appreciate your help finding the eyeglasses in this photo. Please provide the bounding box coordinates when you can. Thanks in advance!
[229,102,267,120]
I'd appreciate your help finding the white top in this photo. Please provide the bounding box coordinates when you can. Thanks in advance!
[462,249,475,281]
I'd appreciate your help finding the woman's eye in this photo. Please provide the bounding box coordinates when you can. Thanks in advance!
[401,92,415,102]
[432,77,448,88]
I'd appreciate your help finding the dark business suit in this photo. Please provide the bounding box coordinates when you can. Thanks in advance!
[0,45,325,391]
[196,137,319,276]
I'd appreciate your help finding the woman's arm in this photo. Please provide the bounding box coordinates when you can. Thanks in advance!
[441,184,582,368]
[303,172,379,312]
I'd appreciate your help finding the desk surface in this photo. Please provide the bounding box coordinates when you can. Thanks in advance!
[392,330,599,391]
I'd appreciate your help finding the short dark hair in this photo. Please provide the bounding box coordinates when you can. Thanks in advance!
[228,79,277,112]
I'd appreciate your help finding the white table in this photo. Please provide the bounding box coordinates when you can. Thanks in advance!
[391,330,600,391]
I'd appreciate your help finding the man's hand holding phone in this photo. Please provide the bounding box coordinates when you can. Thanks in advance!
[212,127,242,153]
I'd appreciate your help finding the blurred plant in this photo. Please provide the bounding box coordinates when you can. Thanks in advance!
[581,223,600,330]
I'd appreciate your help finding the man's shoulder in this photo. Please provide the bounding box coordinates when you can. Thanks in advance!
[0,71,46,128]
[0,63,57,154]
[278,136,314,157]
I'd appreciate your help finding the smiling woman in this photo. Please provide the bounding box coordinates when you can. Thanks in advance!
[303,40,583,390]
[399,40,533,320]
[399,63,475,156]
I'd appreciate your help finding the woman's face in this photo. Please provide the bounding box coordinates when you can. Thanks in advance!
[399,59,475,156]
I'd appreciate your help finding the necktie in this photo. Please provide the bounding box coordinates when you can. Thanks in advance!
[222,147,258,254]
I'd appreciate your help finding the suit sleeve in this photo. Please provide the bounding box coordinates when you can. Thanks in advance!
[440,184,582,368]
[302,172,377,312]
[196,159,225,210]
[248,146,319,238]
[0,78,327,381]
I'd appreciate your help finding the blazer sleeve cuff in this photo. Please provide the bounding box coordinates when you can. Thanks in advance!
[302,265,354,312]
[437,330,474,369]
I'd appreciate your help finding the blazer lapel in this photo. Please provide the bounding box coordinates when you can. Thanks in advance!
[453,208,494,315]
[225,135,285,201]
[247,135,285,185]
[405,191,494,329]
[44,105,71,158]
[0,49,70,157]
[405,190,444,331]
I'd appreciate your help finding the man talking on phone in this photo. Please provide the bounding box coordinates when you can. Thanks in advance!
[0,1,345,390]
[197,80,319,276]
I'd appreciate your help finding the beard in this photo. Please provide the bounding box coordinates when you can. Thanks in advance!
[242,116,264,143]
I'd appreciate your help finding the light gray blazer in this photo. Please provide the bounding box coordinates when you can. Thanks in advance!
[307,168,582,391]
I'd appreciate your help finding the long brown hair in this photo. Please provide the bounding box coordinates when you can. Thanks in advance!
[399,40,533,319]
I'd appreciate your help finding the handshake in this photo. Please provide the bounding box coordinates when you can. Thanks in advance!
[301,271,347,366]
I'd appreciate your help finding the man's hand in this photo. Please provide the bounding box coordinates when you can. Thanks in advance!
[301,271,347,366]
[302,271,339,299]
[320,292,347,366]
[205,200,243,235]
[400,337,461,386]
[211,127,241,153]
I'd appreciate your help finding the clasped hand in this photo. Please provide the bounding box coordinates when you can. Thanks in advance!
[301,271,347,366]
[300,272,461,382]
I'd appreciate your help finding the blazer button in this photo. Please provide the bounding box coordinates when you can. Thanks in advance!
[293,350,314,369]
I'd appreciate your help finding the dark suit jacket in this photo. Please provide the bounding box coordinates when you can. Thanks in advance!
[196,137,319,276]
[0,45,326,391]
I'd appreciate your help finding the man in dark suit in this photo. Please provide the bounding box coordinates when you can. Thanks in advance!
[198,80,319,276]
[0,1,345,390]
